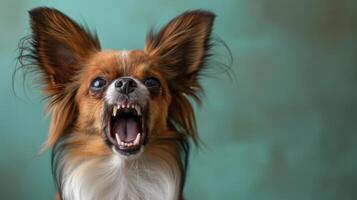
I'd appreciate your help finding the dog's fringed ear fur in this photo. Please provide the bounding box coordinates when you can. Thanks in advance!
[26,7,101,148]
[29,7,101,92]
[144,10,215,143]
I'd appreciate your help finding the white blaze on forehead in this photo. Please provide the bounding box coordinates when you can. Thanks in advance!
[122,50,130,58]
[118,50,130,60]
[116,50,131,73]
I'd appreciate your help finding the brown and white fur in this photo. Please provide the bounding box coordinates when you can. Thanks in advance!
[18,7,216,200]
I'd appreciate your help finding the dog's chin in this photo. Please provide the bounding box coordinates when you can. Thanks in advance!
[104,101,148,157]
[111,145,145,159]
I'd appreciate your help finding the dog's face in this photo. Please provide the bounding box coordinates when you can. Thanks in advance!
[24,8,215,157]
[76,50,171,155]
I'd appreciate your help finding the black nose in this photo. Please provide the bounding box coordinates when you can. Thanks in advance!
[115,77,137,94]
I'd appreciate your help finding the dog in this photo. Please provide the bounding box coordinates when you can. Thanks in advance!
[19,7,217,200]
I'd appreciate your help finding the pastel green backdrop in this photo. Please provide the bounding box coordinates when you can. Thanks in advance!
[1,0,356,199]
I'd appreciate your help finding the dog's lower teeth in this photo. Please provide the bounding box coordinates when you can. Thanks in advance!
[115,134,141,147]
[115,133,121,144]
[134,133,141,145]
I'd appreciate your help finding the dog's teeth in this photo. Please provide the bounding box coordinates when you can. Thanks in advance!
[115,133,121,144]
[135,105,141,116]
[134,133,141,145]
[131,104,134,108]
[120,142,124,146]
[113,106,117,117]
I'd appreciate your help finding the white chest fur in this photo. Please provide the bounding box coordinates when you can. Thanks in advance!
[61,149,181,200]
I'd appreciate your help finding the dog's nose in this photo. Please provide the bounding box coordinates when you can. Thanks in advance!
[115,77,137,94]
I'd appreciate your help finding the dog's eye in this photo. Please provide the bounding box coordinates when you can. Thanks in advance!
[144,77,160,89]
[90,77,107,91]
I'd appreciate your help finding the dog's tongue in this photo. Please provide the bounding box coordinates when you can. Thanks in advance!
[114,118,139,142]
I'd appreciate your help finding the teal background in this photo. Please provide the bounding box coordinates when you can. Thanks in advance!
[1,0,357,199]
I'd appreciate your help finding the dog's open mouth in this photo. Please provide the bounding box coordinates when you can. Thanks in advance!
[105,102,147,155]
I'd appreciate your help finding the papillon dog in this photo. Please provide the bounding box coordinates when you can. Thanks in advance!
[18,7,219,200]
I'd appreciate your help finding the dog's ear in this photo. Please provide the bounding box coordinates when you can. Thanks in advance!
[26,7,101,149]
[144,10,215,143]
[144,10,215,92]
[28,7,101,94]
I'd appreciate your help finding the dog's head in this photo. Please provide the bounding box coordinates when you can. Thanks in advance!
[22,7,215,157]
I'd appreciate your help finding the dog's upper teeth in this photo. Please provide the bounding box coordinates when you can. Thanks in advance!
[113,106,117,117]
[135,105,141,116]
[114,103,142,115]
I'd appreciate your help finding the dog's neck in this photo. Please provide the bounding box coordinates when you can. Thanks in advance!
[57,141,183,200]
